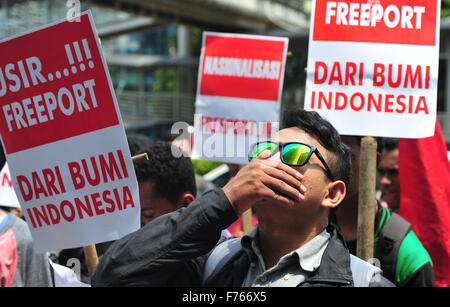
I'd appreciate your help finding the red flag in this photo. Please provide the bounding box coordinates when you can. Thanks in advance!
[399,120,450,287]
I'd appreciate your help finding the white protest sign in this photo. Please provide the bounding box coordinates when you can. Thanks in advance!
[0,163,20,208]
[192,32,289,164]
[305,0,441,138]
[0,11,140,252]
[49,259,90,287]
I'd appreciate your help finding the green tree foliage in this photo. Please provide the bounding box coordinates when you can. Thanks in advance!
[443,0,450,17]
[192,160,223,175]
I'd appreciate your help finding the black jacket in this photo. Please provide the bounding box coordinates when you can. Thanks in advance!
[92,189,393,287]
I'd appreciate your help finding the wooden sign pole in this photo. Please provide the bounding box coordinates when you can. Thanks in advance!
[83,244,99,277]
[356,136,378,261]
[242,209,253,234]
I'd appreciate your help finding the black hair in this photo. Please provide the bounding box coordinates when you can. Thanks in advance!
[127,134,153,156]
[0,206,12,213]
[379,138,398,153]
[282,108,352,189]
[134,142,197,204]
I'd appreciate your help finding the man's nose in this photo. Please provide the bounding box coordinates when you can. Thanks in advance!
[268,151,280,162]
[380,174,391,186]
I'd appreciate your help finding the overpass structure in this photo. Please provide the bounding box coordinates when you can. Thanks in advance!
[90,0,310,33]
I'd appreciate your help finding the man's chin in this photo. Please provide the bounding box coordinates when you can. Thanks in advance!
[381,192,400,211]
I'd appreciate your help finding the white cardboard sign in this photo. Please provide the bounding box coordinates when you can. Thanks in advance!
[193,32,289,163]
[0,11,140,252]
[305,0,441,138]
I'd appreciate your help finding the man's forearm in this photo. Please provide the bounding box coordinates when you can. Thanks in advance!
[91,188,238,286]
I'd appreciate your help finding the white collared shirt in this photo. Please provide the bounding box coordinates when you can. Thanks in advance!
[241,229,330,287]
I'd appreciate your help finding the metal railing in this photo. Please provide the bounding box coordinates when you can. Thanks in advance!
[117,91,195,124]
[272,0,306,10]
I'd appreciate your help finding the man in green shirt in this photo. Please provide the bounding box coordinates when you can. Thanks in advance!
[337,136,434,287]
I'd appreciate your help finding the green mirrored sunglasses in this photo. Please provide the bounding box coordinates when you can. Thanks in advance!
[248,141,335,181]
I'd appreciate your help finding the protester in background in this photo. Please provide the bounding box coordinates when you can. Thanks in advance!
[0,207,23,219]
[92,109,393,287]
[134,142,197,226]
[0,154,52,287]
[377,138,400,212]
[0,208,52,287]
[57,133,155,283]
[128,135,196,226]
[0,160,24,219]
[170,135,216,197]
[59,138,198,282]
[338,136,434,287]
[127,133,154,156]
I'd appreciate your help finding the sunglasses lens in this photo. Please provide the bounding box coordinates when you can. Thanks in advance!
[249,142,278,160]
[281,143,312,166]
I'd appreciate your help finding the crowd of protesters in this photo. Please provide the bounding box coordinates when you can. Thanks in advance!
[1,106,448,287]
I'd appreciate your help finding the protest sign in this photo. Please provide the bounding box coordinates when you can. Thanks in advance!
[0,11,140,252]
[192,32,289,164]
[305,0,441,138]
[48,259,90,287]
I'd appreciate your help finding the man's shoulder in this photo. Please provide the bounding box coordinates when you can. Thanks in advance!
[379,211,433,284]
[396,230,433,281]
[398,229,432,261]
[380,211,432,266]
[349,255,393,287]
[8,214,33,243]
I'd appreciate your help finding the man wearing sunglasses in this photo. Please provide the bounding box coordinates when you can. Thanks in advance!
[92,109,393,287]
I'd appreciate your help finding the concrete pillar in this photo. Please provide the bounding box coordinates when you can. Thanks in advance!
[177,25,191,58]
[175,25,193,121]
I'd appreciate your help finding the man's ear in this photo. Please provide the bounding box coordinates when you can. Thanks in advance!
[178,192,196,208]
[322,180,346,209]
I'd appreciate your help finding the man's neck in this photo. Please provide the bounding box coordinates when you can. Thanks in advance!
[257,219,327,269]
[337,197,378,242]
